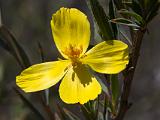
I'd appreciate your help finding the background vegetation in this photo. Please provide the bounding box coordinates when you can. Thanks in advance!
[0,0,160,120]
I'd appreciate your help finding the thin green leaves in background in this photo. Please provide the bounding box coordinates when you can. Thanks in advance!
[127,0,160,23]
[109,0,118,39]
[110,18,140,28]
[0,26,30,69]
[88,0,114,40]
[118,9,145,26]
[0,0,160,120]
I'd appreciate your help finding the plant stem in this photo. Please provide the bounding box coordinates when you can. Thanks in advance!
[114,27,147,120]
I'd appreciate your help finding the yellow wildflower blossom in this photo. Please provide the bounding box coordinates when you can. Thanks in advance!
[16,7,129,104]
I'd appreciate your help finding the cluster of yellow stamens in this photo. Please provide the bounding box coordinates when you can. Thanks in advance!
[63,44,83,66]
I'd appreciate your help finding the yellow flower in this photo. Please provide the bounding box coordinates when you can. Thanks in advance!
[16,7,129,104]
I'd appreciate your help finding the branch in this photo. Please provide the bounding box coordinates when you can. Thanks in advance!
[114,27,147,120]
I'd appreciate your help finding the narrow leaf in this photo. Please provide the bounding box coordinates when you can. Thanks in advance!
[88,0,114,40]
[110,18,140,28]
[0,26,30,68]
[109,0,118,38]
[126,0,142,16]
[118,9,145,25]
[110,74,119,104]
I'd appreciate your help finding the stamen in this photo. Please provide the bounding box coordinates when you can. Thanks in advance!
[63,44,83,59]
[62,44,83,66]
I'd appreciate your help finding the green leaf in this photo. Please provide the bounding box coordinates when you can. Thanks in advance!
[110,18,140,28]
[88,0,114,40]
[109,0,118,39]
[118,9,145,25]
[126,0,142,16]
[110,74,119,104]
[129,0,160,24]
[0,25,31,68]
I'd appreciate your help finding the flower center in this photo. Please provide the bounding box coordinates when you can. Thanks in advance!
[63,44,83,66]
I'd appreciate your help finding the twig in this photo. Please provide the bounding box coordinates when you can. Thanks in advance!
[114,27,147,120]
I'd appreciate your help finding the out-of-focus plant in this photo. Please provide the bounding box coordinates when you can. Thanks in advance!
[0,0,159,120]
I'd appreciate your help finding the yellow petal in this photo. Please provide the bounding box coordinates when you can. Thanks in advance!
[81,40,129,74]
[59,64,101,104]
[51,7,90,58]
[16,60,70,92]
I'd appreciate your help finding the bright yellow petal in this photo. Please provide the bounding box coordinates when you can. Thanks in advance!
[16,60,70,92]
[51,7,90,58]
[81,40,129,74]
[59,64,101,104]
